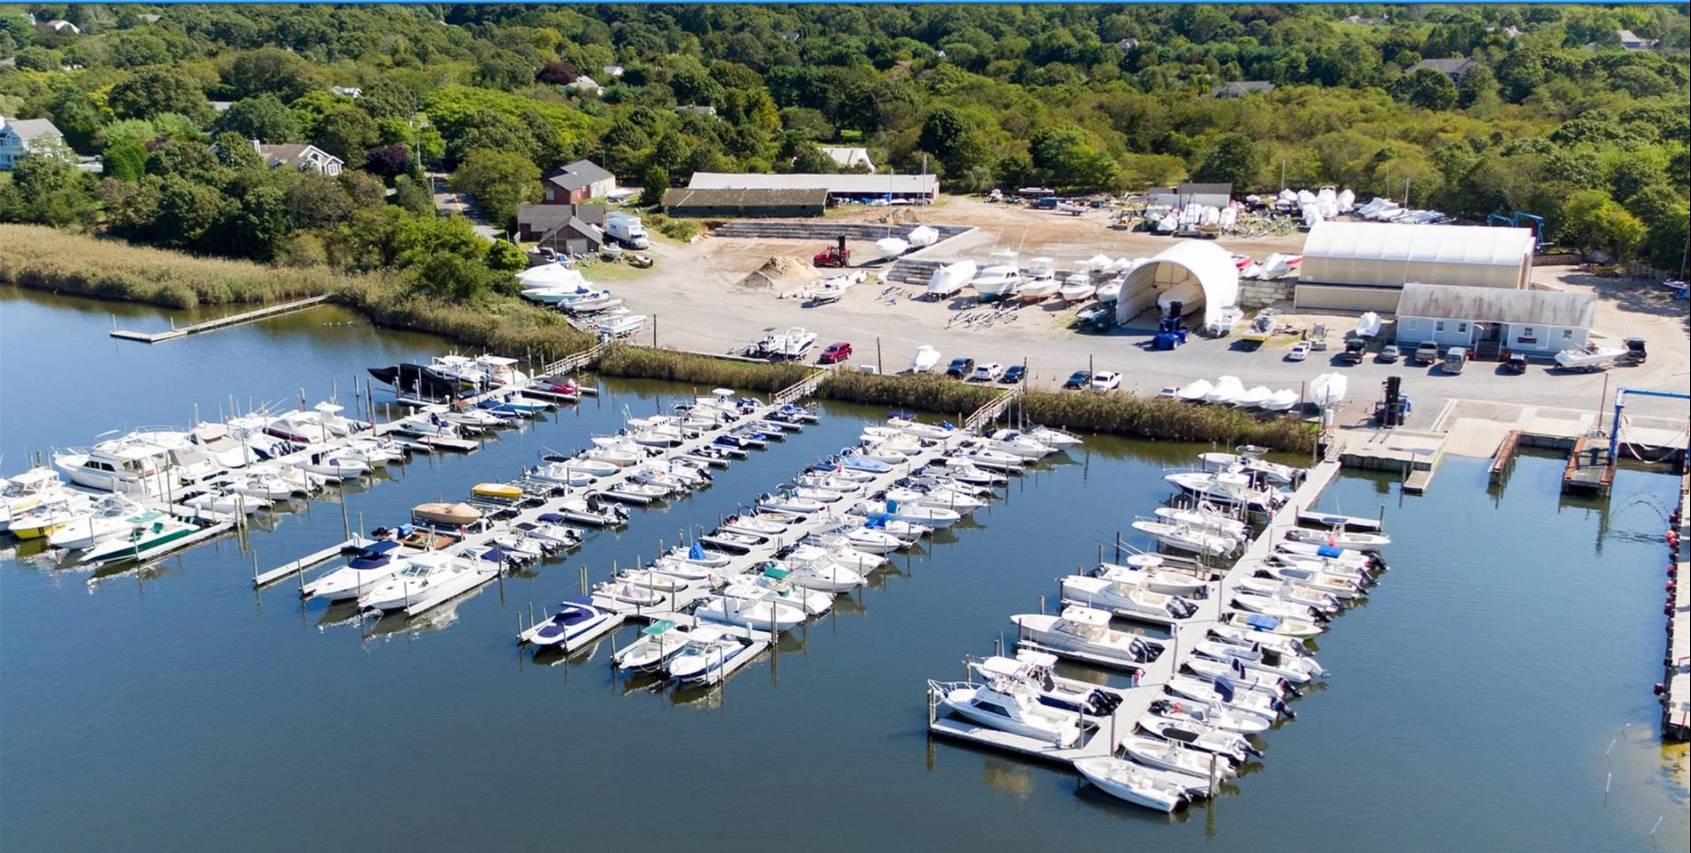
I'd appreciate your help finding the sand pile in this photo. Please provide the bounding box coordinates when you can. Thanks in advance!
[736,256,818,291]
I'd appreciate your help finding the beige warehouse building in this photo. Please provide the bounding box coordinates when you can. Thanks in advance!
[1294,221,1536,313]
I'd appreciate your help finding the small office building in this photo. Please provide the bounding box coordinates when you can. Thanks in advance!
[1393,283,1594,358]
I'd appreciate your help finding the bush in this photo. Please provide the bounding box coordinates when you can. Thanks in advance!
[818,371,1000,418]
[647,213,699,242]
[595,345,812,391]
[1019,390,1316,452]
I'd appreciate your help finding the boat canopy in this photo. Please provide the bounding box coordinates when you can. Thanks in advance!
[1243,614,1281,630]
[762,566,791,581]
[644,619,677,636]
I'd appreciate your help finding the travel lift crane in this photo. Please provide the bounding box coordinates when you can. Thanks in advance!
[1487,211,1548,251]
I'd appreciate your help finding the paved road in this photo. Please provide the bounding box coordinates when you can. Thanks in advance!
[429,171,501,240]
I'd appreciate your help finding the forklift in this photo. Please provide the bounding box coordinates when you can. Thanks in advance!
[813,235,851,268]
[1374,376,1411,427]
[1152,301,1189,350]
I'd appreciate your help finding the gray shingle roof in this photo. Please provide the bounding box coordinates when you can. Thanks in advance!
[3,117,63,142]
[546,160,614,192]
[1397,283,1595,328]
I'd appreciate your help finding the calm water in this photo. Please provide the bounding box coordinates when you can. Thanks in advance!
[2,286,1686,851]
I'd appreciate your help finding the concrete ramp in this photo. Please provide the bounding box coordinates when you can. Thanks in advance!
[1443,417,1514,458]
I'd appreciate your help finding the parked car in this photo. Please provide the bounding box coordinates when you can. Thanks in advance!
[1377,344,1400,363]
[1000,364,1026,384]
[1091,371,1122,391]
[1442,346,1467,374]
[1063,370,1090,390]
[1339,337,1367,364]
[1504,353,1528,374]
[1413,342,1440,365]
[1286,341,1312,362]
[945,357,976,379]
[969,362,1005,382]
[818,341,852,364]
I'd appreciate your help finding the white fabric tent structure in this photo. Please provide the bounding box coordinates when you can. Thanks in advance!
[1114,240,1240,327]
[1299,222,1533,289]
[515,263,588,289]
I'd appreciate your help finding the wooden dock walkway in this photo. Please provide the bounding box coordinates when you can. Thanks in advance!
[1488,429,1522,485]
[1562,434,1615,495]
[110,295,332,343]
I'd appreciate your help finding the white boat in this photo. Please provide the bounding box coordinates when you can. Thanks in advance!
[301,541,408,601]
[758,491,825,515]
[854,499,960,528]
[1014,273,1060,303]
[1284,527,1391,551]
[595,313,647,338]
[1152,506,1248,539]
[1232,590,1320,623]
[1203,306,1244,337]
[779,328,818,359]
[909,345,943,374]
[1164,471,1283,513]
[1073,757,1193,812]
[786,541,887,575]
[593,579,666,608]
[78,510,200,566]
[1095,276,1124,303]
[1168,675,1287,722]
[1096,559,1207,597]
[696,585,807,632]
[357,551,478,612]
[1061,575,1201,623]
[549,494,629,527]
[1261,389,1301,412]
[1122,735,1236,782]
[183,487,270,516]
[875,236,910,259]
[926,260,977,299]
[1058,273,1096,303]
[520,595,620,650]
[0,467,64,531]
[772,555,867,592]
[45,495,144,551]
[987,429,1056,459]
[1184,654,1292,698]
[563,290,620,314]
[1308,372,1348,410]
[970,257,1022,301]
[1355,311,1382,338]
[884,485,984,512]
[295,447,370,480]
[1222,611,1323,640]
[1199,451,1302,486]
[1138,713,1258,765]
[967,651,1123,718]
[527,461,603,487]
[1131,520,1237,556]
[1147,696,1271,737]
[1554,343,1627,372]
[667,628,764,685]
[932,679,1084,747]
[614,619,694,671]
[1011,606,1163,669]
[1194,639,1319,685]
[55,434,216,497]
[1022,425,1081,448]
[1157,281,1204,314]
[1203,376,1245,405]
[1174,380,1213,402]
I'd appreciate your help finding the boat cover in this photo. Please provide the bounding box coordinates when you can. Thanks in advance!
[644,619,676,636]
[1243,614,1281,630]
[1315,545,1343,559]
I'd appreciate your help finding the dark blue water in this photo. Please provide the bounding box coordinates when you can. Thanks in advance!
[2,287,1685,850]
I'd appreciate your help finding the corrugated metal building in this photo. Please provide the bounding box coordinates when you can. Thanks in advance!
[662,187,829,218]
[1295,222,1535,312]
[687,172,938,203]
[1394,283,1594,356]
[1146,182,1233,209]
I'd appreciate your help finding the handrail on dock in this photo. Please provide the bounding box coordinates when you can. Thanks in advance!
[773,367,833,407]
[964,387,1021,434]
[540,342,607,378]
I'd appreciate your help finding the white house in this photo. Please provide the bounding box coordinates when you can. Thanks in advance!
[819,146,875,171]
[568,76,604,97]
[0,116,67,170]
[253,142,344,176]
[1617,29,1659,51]
[1393,283,1594,358]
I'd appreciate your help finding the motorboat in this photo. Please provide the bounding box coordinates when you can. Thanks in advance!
[1073,757,1193,812]
[808,519,906,555]
[695,585,807,632]
[756,490,825,515]
[1184,655,1292,699]
[1204,306,1244,337]
[1164,471,1283,514]
[720,514,790,537]
[1235,577,1340,616]
[667,541,733,569]
[883,485,984,512]
[936,460,1005,487]
[510,521,582,550]
[1011,606,1163,669]
[1261,389,1302,412]
[785,540,886,575]
[1151,506,1248,539]
[1199,451,1302,486]
[779,328,818,359]
[907,225,939,247]
[926,260,977,299]
[1095,276,1124,303]
[411,502,481,528]
[1231,590,1321,623]
[1222,611,1323,640]
[772,554,866,592]
[593,579,666,608]
[1253,563,1362,600]
[969,260,1022,302]
[966,651,1123,718]
[1138,714,1258,765]
[737,567,833,617]
[357,551,482,612]
[595,312,647,338]
[604,481,671,505]
[957,446,1024,472]
[301,540,408,601]
[986,430,1056,459]
[1284,527,1391,551]
[932,679,1084,748]
[1208,624,1321,666]
[561,289,619,314]
[794,473,864,495]
[667,628,762,685]
[1131,520,1237,556]
[875,236,910,259]
[6,491,96,540]
[1168,674,1288,722]
[1022,425,1082,449]
[55,433,220,497]
[1156,281,1204,315]
[527,460,601,487]
[1274,540,1379,571]
[1122,735,1236,782]
[1554,343,1627,372]
[1096,559,1207,597]
[698,529,774,555]
[614,619,694,671]
[853,499,960,529]
[45,495,144,551]
[1354,311,1382,338]
[1174,380,1213,403]
[0,467,65,531]
[548,494,628,527]
[1058,273,1096,303]
[1308,372,1348,410]
[1146,696,1271,736]
[183,487,270,517]
[1202,376,1244,405]
[1194,639,1320,685]
[1061,575,1200,623]
[1014,273,1060,303]
[78,510,199,566]
[227,464,315,499]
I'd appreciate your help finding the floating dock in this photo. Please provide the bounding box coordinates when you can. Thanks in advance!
[110,295,332,343]
[1562,434,1615,495]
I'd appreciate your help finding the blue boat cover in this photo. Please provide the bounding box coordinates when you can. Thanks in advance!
[1316,545,1343,559]
[481,547,506,563]
[1244,614,1280,630]
[885,499,899,514]
[1213,676,1236,702]
[689,541,706,560]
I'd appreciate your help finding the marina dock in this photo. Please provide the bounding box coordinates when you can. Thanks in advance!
[1562,434,1616,495]
[929,458,1345,766]
[110,295,332,343]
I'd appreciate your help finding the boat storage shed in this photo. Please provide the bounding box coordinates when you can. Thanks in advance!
[1115,240,1239,328]
[1295,221,1535,312]
[1394,283,1594,356]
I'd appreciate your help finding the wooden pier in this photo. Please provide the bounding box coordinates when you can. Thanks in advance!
[1488,429,1522,485]
[110,295,331,343]
[963,387,1021,433]
[1561,433,1615,495]
[254,536,372,588]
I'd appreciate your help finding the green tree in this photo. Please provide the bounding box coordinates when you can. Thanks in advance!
[1193,133,1264,191]
[1628,186,1690,274]
[285,173,357,229]
[153,176,230,248]
[227,47,324,101]
[486,240,527,273]
[1560,189,1647,261]
[211,131,264,171]
[108,68,211,123]
[104,138,149,182]
[4,154,96,229]
[1029,127,1118,190]
[314,107,379,162]
[358,80,417,122]
[450,148,541,226]
[1394,68,1459,111]
[216,95,302,143]
[640,165,669,207]
[392,174,435,216]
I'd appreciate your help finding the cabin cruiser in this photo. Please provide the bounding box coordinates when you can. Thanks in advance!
[932,678,1085,747]
[357,550,480,612]
[985,430,1057,459]
[55,433,224,497]
[7,491,98,541]
[301,540,409,601]
[969,264,1022,302]
[1013,271,1060,303]
[0,467,64,532]
[78,510,199,566]
[45,495,145,551]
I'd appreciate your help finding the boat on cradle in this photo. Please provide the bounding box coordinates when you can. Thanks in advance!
[695,584,808,632]
[614,619,695,671]
[1308,372,1348,410]
[1203,376,1245,405]
[1058,273,1096,303]
[301,540,408,601]
[357,550,495,613]
[1283,527,1391,551]
[969,254,1022,302]
[966,651,1123,718]
[1060,575,1200,624]
[876,237,910,259]
[1174,380,1213,403]
[1156,281,1204,315]
[1096,557,1207,597]
[926,261,977,300]
[930,679,1085,748]
[78,511,201,566]
[1131,520,1238,556]
[1261,389,1302,411]
[45,495,145,551]
[1073,757,1194,812]
[1010,606,1164,670]
[667,627,766,685]
[1014,273,1061,303]
[1232,385,1272,409]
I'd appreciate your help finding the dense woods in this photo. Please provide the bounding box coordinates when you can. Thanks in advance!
[1,3,1686,276]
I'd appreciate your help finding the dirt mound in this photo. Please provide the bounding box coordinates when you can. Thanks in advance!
[736,256,817,291]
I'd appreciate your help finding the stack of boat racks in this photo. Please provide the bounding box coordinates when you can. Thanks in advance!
[926,446,1391,814]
